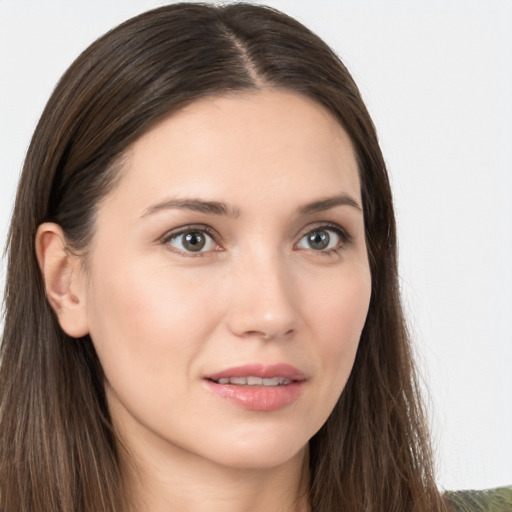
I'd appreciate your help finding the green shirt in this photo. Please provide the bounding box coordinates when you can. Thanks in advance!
[444,486,512,511]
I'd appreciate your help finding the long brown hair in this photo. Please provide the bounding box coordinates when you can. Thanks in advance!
[1,3,446,511]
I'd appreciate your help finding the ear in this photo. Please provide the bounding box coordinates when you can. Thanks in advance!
[35,222,89,338]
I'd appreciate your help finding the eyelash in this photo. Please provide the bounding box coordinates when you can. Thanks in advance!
[161,225,220,258]
[297,223,352,257]
[160,223,352,258]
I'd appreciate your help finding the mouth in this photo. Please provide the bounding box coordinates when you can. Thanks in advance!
[203,364,306,411]
[208,376,293,386]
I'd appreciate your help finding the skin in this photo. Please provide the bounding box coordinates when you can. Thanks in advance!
[37,89,372,512]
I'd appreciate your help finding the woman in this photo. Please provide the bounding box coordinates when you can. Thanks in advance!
[0,3,509,512]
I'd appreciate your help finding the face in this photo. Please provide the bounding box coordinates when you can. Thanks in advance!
[81,90,371,470]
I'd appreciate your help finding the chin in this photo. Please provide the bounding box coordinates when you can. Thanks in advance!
[216,446,307,471]
[197,426,310,470]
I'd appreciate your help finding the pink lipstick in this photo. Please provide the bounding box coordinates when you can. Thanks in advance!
[203,363,306,412]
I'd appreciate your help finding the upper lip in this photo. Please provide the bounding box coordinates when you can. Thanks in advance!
[205,363,306,382]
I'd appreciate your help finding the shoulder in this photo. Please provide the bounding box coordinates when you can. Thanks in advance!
[443,485,512,511]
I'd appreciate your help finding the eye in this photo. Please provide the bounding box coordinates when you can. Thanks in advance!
[164,228,219,254]
[296,225,348,252]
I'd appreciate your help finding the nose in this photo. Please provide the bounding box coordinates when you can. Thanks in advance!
[225,253,298,341]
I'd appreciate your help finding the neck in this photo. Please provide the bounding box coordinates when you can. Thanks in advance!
[120,435,310,512]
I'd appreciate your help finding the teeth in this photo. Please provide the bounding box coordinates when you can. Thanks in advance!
[230,377,247,385]
[215,376,292,386]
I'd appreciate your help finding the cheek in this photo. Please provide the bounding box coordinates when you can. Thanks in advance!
[315,264,370,334]
[84,255,221,386]
[307,264,371,387]
[84,255,229,441]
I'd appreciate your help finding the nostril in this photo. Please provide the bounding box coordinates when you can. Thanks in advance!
[244,329,271,339]
[240,328,295,341]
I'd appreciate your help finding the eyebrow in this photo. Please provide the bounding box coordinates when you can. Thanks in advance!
[297,194,362,215]
[141,198,241,218]
[141,193,361,219]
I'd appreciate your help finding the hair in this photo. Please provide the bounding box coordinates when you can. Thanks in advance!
[0,3,447,511]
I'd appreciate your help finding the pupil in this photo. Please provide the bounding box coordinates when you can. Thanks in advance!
[184,231,206,251]
[308,231,329,250]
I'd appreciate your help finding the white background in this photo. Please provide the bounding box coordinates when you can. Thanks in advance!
[1,0,511,492]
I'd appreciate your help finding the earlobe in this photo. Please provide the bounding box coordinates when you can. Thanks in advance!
[35,222,89,338]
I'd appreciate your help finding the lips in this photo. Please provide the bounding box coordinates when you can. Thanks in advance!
[205,363,306,382]
[203,363,306,412]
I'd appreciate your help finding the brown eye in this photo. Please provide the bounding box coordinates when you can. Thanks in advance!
[183,231,207,251]
[306,230,330,250]
[166,229,217,254]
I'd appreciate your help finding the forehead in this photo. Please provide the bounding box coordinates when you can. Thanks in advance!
[105,89,361,215]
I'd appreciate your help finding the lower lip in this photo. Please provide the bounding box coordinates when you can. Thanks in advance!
[203,380,304,412]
